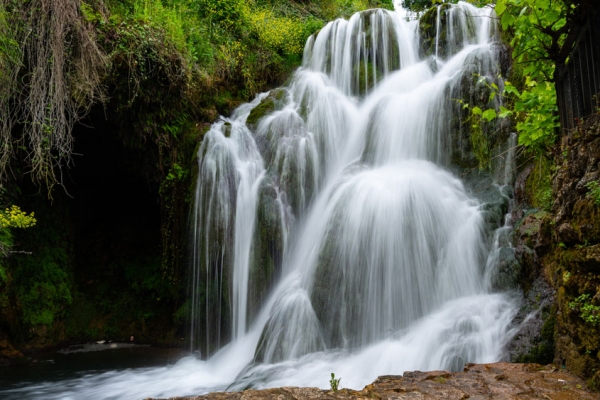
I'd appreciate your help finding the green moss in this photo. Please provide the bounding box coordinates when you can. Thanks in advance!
[356,61,379,95]
[586,181,600,206]
[587,375,600,391]
[248,183,284,323]
[371,0,395,9]
[526,156,553,211]
[418,3,451,57]
[246,89,285,128]
[469,115,492,170]
[247,98,275,127]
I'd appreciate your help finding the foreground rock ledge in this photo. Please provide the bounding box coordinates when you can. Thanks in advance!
[148,362,599,400]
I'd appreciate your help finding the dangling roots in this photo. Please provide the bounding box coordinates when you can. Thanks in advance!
[0,0,108,193]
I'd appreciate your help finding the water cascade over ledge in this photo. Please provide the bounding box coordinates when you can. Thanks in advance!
[1,3,521,399]
[190,0,516,389]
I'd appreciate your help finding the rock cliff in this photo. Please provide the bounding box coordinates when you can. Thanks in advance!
[511,113,600,389]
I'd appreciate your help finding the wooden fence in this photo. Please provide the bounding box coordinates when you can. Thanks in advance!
[555,10,600,133]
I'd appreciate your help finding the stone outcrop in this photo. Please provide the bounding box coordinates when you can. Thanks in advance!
[148,362,597,400]
[510,114,600,388]
[544,115,600,389]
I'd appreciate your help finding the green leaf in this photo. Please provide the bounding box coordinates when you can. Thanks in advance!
[482,109,497,122]
[471,106,482,116]
[495,0,506,15]
[501,12,515,30]
[498,106,513,118]
[503,84,520,97]
[536,0,550,8]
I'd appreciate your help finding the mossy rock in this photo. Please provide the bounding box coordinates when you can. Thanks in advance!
[246,89,286,130]
[247,179,286,325]
[222,122,232,138]
[310,234,349,349]
[448,60,507,172]
[571,199,600,245]
[514,210,549,248]
[418,3,451,59]
[560,245,600,273]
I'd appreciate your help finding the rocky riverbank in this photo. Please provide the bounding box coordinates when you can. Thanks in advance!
[147,362,598,400]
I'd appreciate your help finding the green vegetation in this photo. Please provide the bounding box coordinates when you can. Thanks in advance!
[9,196,73,334]
[0,203,36,314]
[401,0,492,13]
[501,79,558,153]
[586,181,600,206]
[569,294,600,327]
[466,106,492,170]
[330,372,342,391]
[454,72,505,171]
[526,157,554,211]
[0,206,36,229]
[414,0,589,159]
[494,0,594,154]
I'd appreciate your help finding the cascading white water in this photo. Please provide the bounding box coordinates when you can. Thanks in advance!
[190,0,517,385]
[1,3,522,399]
[189,94,268,356]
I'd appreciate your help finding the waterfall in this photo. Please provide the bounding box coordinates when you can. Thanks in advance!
[190,0,518,386]
[189,94,268,355]
[2,4,521,399]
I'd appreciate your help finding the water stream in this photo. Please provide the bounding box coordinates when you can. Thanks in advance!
[1,3,522,399]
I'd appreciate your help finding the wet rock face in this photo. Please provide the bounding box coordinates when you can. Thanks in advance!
[512,115,600,388]
[508,276,556,365]
[547,116,600,389]
[149,362,597,399]
[247,179,286,324]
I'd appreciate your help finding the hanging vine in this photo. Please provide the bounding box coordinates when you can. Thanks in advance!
[0,0,108,193]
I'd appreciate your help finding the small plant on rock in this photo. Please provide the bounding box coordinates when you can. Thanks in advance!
[569,294,600,327]
[585,181,600,206]
[330,372,341,391]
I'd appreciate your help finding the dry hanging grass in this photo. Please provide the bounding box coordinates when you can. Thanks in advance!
[0,0,108,193]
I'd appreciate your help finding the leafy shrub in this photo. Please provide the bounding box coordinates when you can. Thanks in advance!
[193,0,247,33]
[248,8,323,56]
[511,79,559,152]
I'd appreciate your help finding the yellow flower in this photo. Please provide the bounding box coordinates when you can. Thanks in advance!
[0,205,37,228]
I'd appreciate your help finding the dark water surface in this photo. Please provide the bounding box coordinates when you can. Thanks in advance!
[0,344,187,398]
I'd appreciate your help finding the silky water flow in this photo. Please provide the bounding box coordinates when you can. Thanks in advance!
[2,3,522,399]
